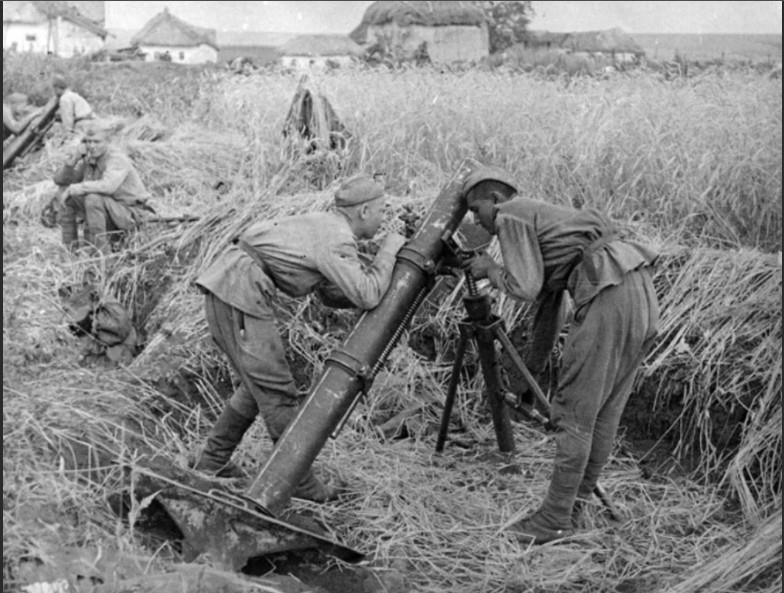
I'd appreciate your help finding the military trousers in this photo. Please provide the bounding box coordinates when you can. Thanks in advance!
[538,266,659,527]
[204,293,302,440]
[59,192,134,253]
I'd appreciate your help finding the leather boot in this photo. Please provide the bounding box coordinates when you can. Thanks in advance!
[537,468,584,529]
[194,404,255,478]
[509,510,575,544]
[509,468,581,544]
[292,468,340,503]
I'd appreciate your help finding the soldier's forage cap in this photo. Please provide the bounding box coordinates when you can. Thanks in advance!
[462,165,518,198]
[82,120,111,138]
[334,175,385,207]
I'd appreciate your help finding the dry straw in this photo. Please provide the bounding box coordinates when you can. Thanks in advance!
[3,66,781,592]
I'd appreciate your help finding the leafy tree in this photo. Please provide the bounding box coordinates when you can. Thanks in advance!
[474,1,534,54]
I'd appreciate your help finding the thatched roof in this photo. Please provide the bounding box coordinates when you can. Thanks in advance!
[131,7,217,50]
[278,34,363,58]
[562,28,644,54]
[350,1,486,44]
[3,0,107,38]
[524,30,570,47]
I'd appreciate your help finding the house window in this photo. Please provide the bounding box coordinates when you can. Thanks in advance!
[179,51,185,60]
[25,34,36,41]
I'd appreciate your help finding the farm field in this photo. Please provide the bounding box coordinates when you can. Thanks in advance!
[2,55,782,593]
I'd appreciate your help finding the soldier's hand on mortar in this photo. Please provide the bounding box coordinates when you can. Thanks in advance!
[463,252,499,280]
[381,231,407,254]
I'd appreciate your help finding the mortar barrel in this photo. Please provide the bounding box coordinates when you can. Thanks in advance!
[3,96,59,170]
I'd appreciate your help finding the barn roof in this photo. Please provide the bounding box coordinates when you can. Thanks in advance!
[562,28,644,54]
[131,8,218,49]
[3,1,107,38]
[350,1,486,44]
[278,34,363,57]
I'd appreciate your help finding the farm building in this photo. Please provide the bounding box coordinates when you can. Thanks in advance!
[2,0,107,57]
[350,0,489,65]
[522,30,569,51]
[523,28,645,63]
[131,7,218,64]
[217,30,295,67]
[563,28,645,62]
[278,34,363,70]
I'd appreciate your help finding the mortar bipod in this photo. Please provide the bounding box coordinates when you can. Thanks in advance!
[434,265,622,522]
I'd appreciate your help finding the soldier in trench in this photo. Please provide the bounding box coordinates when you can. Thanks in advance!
[193,174,406,501]
[53,121,154,255]
[461,165,660,544]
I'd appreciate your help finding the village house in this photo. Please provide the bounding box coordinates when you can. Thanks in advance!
[217,30,294,67]
[524,28,645,64]
[131,7,218,64]
[350,0,489,65]
[563,28,645,63]
[278,34,363,70]
[2,0,107,57]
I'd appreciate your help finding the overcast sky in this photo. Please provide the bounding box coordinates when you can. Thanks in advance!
[104,1,783,34]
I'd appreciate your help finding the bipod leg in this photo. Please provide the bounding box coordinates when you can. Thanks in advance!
[435,324,471,453]
[493,325,552,412]
[475,318,515,453]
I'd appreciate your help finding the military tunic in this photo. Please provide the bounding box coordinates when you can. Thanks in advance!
[487,196,660,527]
[195,210,400,437]
[58,89,93,132]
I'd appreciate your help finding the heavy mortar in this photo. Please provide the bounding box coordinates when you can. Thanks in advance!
[140,157,599,569]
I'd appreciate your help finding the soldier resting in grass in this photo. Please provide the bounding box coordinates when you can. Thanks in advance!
[53,121,153,255]
[461,165,660,544]
[51,74,94,135]
[193,175,406,502]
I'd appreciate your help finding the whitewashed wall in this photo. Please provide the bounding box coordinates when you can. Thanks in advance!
[58,19,104,56]
[140,43,217,64]
[3,20,103,56]
[367,23,489,64]
[280,55,356,70]
[3,22,50,53]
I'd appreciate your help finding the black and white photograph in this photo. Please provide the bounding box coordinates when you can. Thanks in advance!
[3,1,781,592]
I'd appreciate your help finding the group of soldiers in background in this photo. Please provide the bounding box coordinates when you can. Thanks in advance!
[5,74,154,257]
[3,71,660,546]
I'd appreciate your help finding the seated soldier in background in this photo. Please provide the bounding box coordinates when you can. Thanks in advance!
[51,74,94,134]
[3,92,44,146]
[53,121,153,255]
[193,175,407,502]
